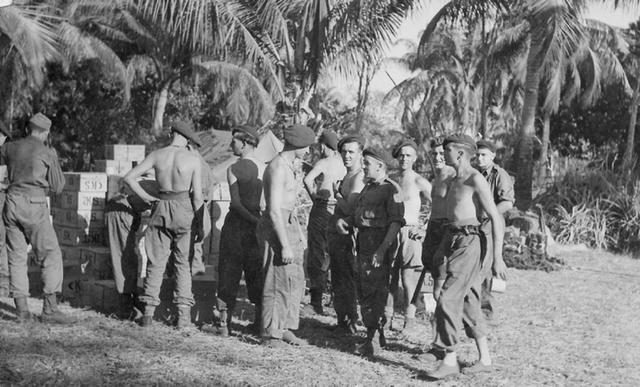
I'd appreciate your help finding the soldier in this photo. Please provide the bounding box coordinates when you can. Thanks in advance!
[259,124,315,347]
[1,113,75,323]
[205,125,265,336]
[337,146,404,357]
[387,139,431,332]
[475,139,514,319]
[124,120,204,329]
[328,135,365,334]
[0,121,11,297]
[426,134,506,379]
[303,129,346,315]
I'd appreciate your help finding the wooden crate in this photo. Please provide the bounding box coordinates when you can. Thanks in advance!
[51,191,106,211]
[105,144,146,162]
[51,207,105,229]
[61,245,82,264]
[95,160,134,176]
[55,225,107,247]
[63,172,108,193]
[80,246,112,280]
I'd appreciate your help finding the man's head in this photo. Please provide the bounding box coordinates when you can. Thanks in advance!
[283,124,315,159]
[443,134,477,167]
[362,146,392,181]
[338,134,364,170]
[429,137,446,171]
[476,139,497,170]
[231,125,259,156]
[171,120,202,148]
[392,138,418,171]
[318,129,338,156]
[28,113,51,141]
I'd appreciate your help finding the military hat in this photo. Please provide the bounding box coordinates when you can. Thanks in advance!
[0,121,10,139]
[392,138,418,158]
[363,145,393,167]
[476,139,497,153]
[284,124,315,148]
[337,134,365,152]
[232,124,259,141]
[29,113,51,131]
[443,134,477,151]
[319,130,339,150]
[171,120,202,147]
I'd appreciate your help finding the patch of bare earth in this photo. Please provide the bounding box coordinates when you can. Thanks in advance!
[1,244,639,386]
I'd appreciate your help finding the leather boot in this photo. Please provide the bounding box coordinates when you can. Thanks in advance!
[354,328,381,357]
[310,288,324,315]
[248,303,261,334]
[141,305,155,327]
[176,305,193,329]
[41,294,77,324]
[14,297,33,321]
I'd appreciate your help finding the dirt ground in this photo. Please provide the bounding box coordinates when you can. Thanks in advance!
[1,244,639,386]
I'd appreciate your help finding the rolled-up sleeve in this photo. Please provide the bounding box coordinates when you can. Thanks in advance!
[46,148,65,194]
[495,168,515,205]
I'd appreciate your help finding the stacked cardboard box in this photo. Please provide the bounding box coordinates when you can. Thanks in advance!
[96,144,146,176]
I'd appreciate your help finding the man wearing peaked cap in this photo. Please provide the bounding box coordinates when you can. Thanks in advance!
[1,112,75,323]
[475,138,514,321]
[337,143,405,356]
[258,123,315,347]
[303,129,346,315]
[124,119,205,329]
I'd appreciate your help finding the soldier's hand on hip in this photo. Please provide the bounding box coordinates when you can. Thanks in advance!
[281,246,295,264]
[336,218,350,235]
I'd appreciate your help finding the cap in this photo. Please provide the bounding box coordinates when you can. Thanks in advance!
[232,124,259,141]
[363,145,393,167]
[392,138,418,158]
[0,121,10,139]
[337,134,365,152]
[284,124,315,148]
[319,130,338,150]
[476,139,497,153]
[171,120,202,147]
[443,134,477,151]
[29,113,51,131]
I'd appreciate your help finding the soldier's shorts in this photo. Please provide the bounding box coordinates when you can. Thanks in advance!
[391,225,424,269]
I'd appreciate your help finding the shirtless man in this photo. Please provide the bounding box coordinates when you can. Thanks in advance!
[328,135,365,334]
[259,124,315,347]
[124,120,204,329]
[426,134,507,379]
[387,139,431,332]
[303,129,346,315]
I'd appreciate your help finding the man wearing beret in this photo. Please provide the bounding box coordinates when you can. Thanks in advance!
[337,145,404,356]
[475,139,514,320]
[303,129,346,315]
[124,120,204,329]
[206,125,265,336]
[426,134,506,379]
[328,134,365,334]
[1,113,76,323]
[0,121,10,297]
[258,124,315,347]
[387,138,431,332]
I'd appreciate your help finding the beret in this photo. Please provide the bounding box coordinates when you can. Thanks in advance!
[0,121,10,139]
[337,134,365,152]
[232,125,259,141]
[443,134,477,151]
[284,124,315,148]
[319,130,338,150]
[476,139,497,153]
[363,145,393,167]
[29,113,51,131]
[171,120,202,147]
[392,138,418,158]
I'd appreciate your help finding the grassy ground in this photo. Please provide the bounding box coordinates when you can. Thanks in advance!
[1,244,639,386]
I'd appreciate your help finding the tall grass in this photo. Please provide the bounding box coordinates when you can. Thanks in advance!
[535,165,640,255]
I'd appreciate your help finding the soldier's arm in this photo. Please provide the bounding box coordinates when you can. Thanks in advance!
[228,164,260,224]
[372,185,405,267]
[267,164,294,263]
[418,175,432,204]
[191,159,205,242]
[475,174,506,280]
[124,153,159,203]
[46,148,66,194]
[303,159,325,199]
[495,169,515,214]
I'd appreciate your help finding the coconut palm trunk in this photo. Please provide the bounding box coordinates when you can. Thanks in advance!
[623,80,640,169]
[538,111,551,186]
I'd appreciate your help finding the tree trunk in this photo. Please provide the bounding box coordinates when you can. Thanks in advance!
[538,111,551,186]
[622,82,640,170]
[515,35,546,210]
[151,84,170,137]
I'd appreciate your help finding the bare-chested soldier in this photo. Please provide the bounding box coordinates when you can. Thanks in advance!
[328,135,365,334]
[303,129,346,315]
[386,139,431,332]
[124,121,204,329]
[259,124,315,347]
[426,134,507,380]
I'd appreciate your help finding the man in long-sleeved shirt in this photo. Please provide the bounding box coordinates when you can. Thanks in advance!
[1,113,76,323]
